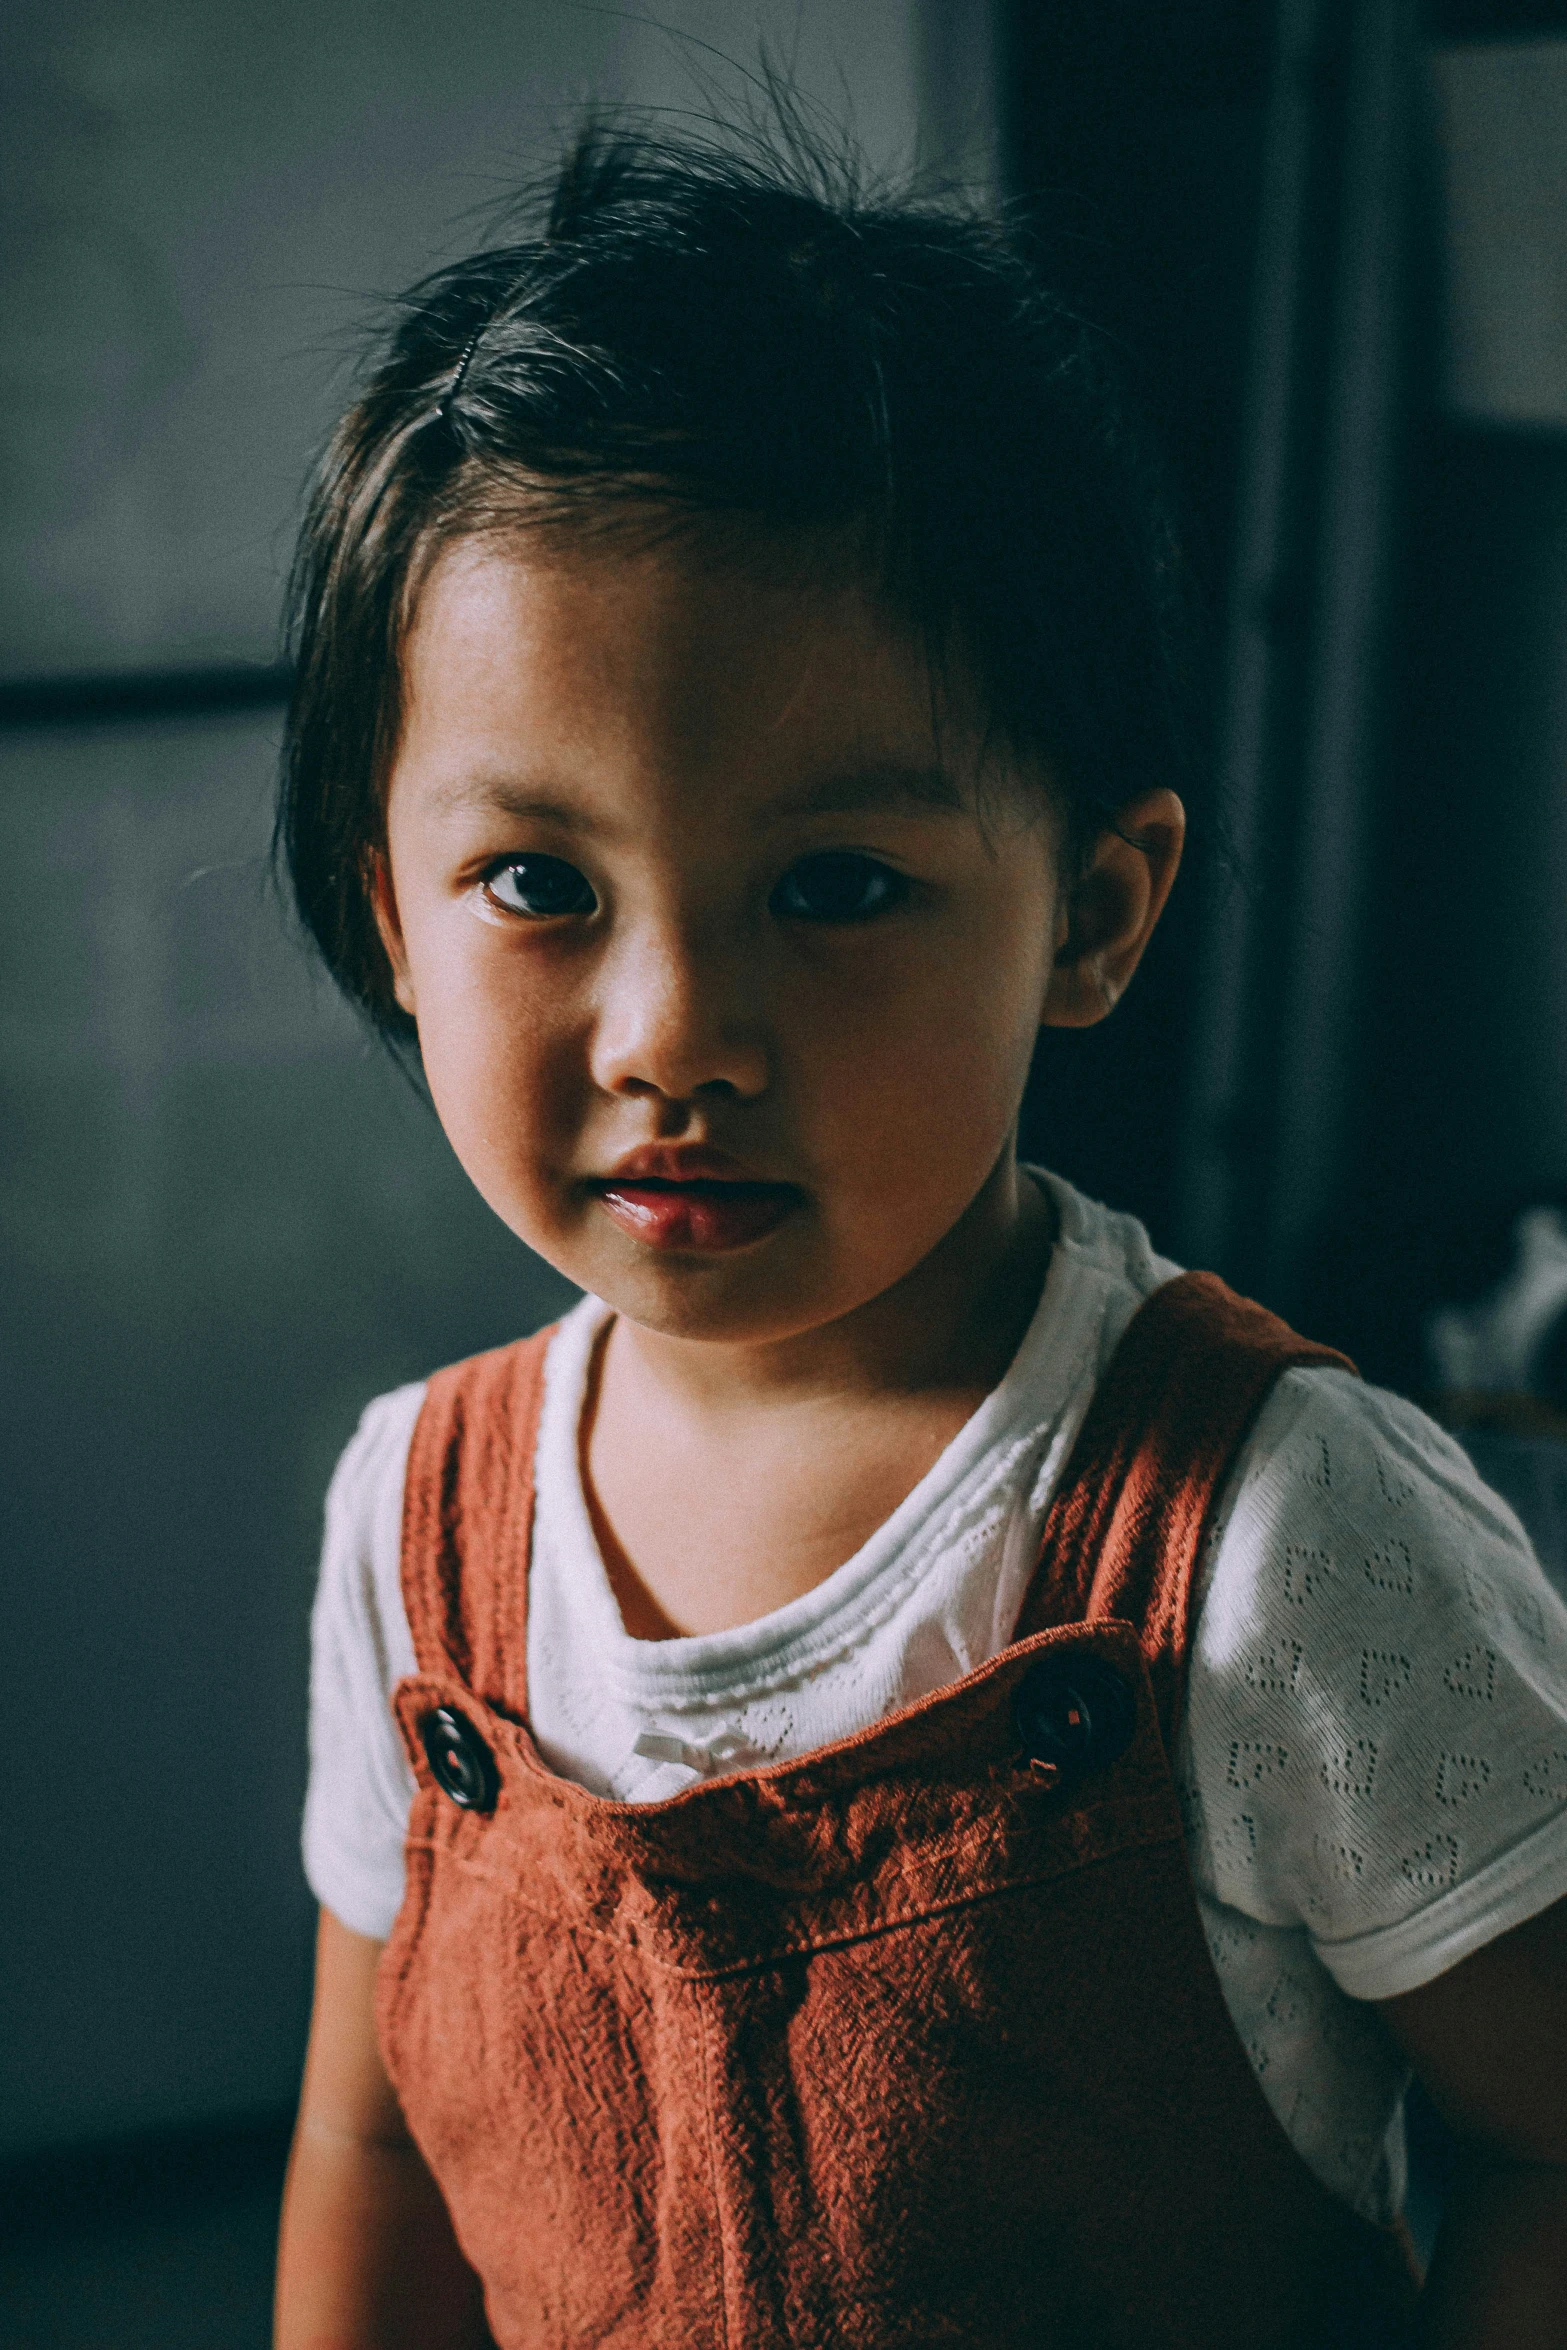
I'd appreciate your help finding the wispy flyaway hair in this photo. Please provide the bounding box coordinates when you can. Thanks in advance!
[279,122,1200,1042]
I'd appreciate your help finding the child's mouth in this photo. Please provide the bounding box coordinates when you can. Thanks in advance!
[593,1177,800,1254]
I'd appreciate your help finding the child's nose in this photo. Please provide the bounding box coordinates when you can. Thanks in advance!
[588,919,770,1105]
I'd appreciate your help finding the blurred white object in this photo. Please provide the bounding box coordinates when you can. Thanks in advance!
[1427,1206,1567,1393]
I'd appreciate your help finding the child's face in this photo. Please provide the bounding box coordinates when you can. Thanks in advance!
[376,530,1142,1348]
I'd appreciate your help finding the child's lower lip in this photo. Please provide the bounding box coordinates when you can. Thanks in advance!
[594,1179,800,1252]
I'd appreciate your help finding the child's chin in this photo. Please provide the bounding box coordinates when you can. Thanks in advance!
[592,1241,853,1349]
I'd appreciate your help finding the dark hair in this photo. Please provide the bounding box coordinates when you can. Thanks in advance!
[279,123,1201,1044]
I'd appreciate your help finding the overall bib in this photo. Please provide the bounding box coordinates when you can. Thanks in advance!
[377,1271,1419,2347]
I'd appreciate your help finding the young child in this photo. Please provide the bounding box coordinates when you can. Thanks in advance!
[273,131,1567,2349]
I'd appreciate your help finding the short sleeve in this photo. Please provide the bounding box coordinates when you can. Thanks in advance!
[1180,1367,1567,2000]
[301,1382,426,1940]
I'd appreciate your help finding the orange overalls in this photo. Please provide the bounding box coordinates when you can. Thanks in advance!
[377,1272,1419,2347]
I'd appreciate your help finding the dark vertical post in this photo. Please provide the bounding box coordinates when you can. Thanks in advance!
[1000,2,1274,1247]
[1177,0,1419,1310]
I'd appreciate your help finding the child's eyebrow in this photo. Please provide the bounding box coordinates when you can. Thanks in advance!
[424,777,586,826]
[762,764,968,820]
[421,764,969,826]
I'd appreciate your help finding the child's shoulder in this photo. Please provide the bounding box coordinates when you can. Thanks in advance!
[1215,1357,1545,1602]
[323,1301,593,1557]
[325,1378,430,1541]
[1188,1358,1567,1993]
[1197,1356,1562,1702]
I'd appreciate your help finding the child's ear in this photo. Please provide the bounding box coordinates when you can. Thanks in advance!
[1041,788,1185,1030]
[366,849,418,1018]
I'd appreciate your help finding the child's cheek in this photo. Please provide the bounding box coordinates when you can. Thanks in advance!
[795,945,1039,1243]
[413,949,589,1252]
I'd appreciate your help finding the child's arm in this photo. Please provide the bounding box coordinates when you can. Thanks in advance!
[1379,1891,1567,2347]
[275,1908,494,2350]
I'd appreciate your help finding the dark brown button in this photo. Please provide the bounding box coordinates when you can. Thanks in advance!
[1014,1651,1137,1782]
[421,1706,499,1813]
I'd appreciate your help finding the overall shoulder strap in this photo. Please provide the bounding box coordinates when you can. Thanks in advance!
[399,1326,556,1717]
[1016,1271,1352,1750]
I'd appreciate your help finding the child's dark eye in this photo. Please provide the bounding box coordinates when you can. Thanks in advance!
[770,853,908,925]
[484,856,597,919]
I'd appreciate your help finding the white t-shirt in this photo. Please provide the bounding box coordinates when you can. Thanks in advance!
[303,1172,1567,2227]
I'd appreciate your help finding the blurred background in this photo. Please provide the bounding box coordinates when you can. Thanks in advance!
[4,0,1567,2339]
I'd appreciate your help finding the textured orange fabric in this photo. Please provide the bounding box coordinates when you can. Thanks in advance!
[377,1272,1416,2348]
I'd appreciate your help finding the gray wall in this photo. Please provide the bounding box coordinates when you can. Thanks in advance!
[0,705,579,2152]
[1433,38,1567,430]
[2,0,932,679]
[0,0,989,2157]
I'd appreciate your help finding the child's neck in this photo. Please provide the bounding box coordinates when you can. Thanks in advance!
[580,1161,1056,1640]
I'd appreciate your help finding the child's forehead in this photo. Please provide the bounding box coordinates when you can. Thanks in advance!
[416,513,900,659]
[402,521,1023,801]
